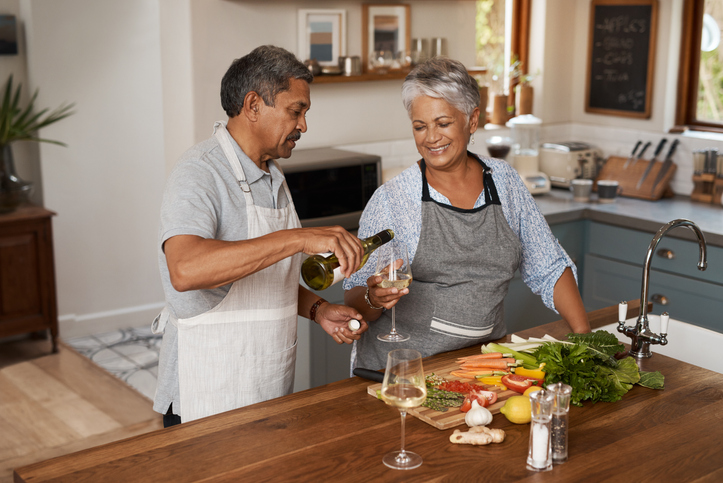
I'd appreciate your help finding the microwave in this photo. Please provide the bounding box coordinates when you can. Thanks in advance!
[276,148,382,230]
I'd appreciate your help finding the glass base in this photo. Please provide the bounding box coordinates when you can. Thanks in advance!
[383,450,422,470]
[378,332,410,342]
[526,460,553,472]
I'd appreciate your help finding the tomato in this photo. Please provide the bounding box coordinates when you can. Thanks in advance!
[438,381,479,394]
[501,374,544,394]
[460,389,498,412]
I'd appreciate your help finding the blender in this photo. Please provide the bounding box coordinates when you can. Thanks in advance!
[506,115,551,195]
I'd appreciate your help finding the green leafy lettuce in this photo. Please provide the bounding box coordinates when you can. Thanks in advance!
[531,330,664,406]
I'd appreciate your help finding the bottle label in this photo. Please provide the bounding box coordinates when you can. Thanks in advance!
[330,266,343,286]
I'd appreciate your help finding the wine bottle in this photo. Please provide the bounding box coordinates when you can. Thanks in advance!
[301,229,394,291]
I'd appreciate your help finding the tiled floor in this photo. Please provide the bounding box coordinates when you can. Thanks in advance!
[65,326,161,401]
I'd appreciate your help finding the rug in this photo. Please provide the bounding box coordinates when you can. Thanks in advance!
[65,326,161,401]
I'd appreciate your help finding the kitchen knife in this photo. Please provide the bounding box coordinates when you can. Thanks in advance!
[636,138,667,189]
[623,140,643,169]
[628,141,652,169]
[650,139,680,194]
[353,367,386,383]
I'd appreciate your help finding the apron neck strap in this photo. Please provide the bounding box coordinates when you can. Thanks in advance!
[420,154,500,205]
[213,121,250,193]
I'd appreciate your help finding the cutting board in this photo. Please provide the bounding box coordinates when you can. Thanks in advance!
[366,368,518,430]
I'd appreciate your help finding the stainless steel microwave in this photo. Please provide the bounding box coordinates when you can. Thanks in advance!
[276,148,382,230]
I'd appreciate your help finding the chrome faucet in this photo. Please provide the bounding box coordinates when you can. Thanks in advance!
[618,219,707,358]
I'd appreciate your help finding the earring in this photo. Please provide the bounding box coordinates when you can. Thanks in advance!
[470,133,475,145]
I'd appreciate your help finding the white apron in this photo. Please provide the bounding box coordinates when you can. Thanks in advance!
[175,121,302,422]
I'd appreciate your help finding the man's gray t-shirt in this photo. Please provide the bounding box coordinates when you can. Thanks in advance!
[153,134,290,415]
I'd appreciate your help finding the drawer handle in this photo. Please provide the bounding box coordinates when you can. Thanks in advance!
[650,294,669,306]
[656,248,675,260]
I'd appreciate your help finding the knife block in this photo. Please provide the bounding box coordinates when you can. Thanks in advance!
[595,156,676,201]
[691,173,723,205]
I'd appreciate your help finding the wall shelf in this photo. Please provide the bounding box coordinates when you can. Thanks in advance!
[311,71,407,84]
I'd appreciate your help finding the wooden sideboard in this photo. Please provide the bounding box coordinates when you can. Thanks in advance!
[0,204,58,352]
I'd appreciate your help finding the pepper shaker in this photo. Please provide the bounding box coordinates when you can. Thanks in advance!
[549,382,572,464]
[526,389,554,472]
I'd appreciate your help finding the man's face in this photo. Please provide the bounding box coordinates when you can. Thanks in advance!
[256,78,310,161]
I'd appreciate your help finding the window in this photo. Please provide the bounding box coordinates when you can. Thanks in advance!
[676,0,723,132]
[475,0,531,115]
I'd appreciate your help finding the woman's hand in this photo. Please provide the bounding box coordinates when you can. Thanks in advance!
[315,302,368,344]
[366,271,409,310]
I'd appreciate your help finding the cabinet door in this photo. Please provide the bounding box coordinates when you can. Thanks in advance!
[583,254,723,334]
[503,220,586,334]
[0,223,45,331]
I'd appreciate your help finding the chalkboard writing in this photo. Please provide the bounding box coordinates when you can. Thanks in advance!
[586,1,657,118]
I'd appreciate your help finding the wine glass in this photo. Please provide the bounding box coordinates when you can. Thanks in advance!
[380,349,427,470]
[375,241,412,342]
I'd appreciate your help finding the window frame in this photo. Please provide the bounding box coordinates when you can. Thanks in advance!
[674,0,722,133]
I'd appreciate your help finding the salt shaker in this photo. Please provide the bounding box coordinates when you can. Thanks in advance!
[548,382,572,464]
[526,389,554,472]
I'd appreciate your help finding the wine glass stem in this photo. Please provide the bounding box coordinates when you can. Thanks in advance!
[399,409,407,457]
[389,307,398,335]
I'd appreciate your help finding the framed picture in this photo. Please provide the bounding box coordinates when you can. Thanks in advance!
[297,9,346,67]
[0,15,18,55]
[362,4,411,73]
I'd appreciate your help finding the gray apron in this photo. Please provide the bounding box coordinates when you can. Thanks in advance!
[355,155,522,370]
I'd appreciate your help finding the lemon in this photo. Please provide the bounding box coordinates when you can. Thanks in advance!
[499,396,532,424]
[523,386,543,397]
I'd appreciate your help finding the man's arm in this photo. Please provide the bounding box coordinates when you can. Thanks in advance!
[164,226,363,292]
[553,267,590,333]
[298,285,366,345]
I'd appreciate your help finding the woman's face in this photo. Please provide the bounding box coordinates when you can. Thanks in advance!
[410,95,478,170]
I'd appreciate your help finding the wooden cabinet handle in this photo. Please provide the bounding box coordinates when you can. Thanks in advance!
[656,248,675,259]
[650,294,669,306]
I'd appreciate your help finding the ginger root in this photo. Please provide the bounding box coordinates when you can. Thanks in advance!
[449,426,506,445]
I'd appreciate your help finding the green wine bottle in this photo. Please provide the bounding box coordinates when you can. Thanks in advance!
[301,229,394,291]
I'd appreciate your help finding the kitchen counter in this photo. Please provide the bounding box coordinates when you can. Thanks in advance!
[536,189,723,247]
[15,300,723,482]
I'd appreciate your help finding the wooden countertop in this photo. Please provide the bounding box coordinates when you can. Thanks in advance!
[14,301,723,482]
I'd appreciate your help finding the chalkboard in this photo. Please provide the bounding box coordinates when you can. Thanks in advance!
[585,0,658,118]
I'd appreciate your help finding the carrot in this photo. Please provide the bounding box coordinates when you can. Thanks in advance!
[460,360,514,370]
[455,352,505,362]
[450,370,491,379]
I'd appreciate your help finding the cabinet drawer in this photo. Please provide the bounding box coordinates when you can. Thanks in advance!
[583,254,723,334]
[588,222,723,285]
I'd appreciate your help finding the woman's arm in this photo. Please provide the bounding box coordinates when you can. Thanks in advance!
[552,267,590,333]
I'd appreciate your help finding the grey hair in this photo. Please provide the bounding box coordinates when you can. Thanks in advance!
[221,45,313,117]
[401,57,480,119]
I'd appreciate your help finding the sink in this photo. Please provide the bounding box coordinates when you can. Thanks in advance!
[600,316,722,374]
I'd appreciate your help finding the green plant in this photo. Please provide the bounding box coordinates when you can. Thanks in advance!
[0,75,75,148]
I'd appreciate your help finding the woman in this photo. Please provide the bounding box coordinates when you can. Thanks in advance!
[343,57,590,371]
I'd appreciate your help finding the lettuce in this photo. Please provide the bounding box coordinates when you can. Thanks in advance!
[531,330,664,406]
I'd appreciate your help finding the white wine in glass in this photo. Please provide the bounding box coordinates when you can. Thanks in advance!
[376,241,412,342]
[380,349,426,470]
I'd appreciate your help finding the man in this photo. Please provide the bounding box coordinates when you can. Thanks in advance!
[153,45,366,426]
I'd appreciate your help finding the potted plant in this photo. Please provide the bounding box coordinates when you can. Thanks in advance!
[0,75,74,213]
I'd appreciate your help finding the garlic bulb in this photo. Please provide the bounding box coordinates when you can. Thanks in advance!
[465,400,493,427]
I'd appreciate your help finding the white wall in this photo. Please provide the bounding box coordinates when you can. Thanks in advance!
[21,0,167,336]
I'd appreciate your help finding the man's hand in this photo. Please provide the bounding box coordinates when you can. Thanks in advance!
[315,302,367,345]
[294,226,364,278]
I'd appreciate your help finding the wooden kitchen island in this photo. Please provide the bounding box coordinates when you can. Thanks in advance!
[14,301,723,482]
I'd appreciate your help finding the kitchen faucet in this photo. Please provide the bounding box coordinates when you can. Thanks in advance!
[618,219,707,359]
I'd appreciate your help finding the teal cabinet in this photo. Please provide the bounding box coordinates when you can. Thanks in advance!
[582,222,723,334]
[503,220,587,334]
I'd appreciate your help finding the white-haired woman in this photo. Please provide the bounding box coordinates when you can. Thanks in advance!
[343,57,590,372]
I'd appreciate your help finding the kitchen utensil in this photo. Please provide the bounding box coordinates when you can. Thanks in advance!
[570,178,593,202]
[527,390,554,472]
[339,56,360,76]
[623,140,643,169]
[650,139,680,194]
[539,142,598,187]
[629,140,652,169]
[636,138,668,189]
[353,367,385,383]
